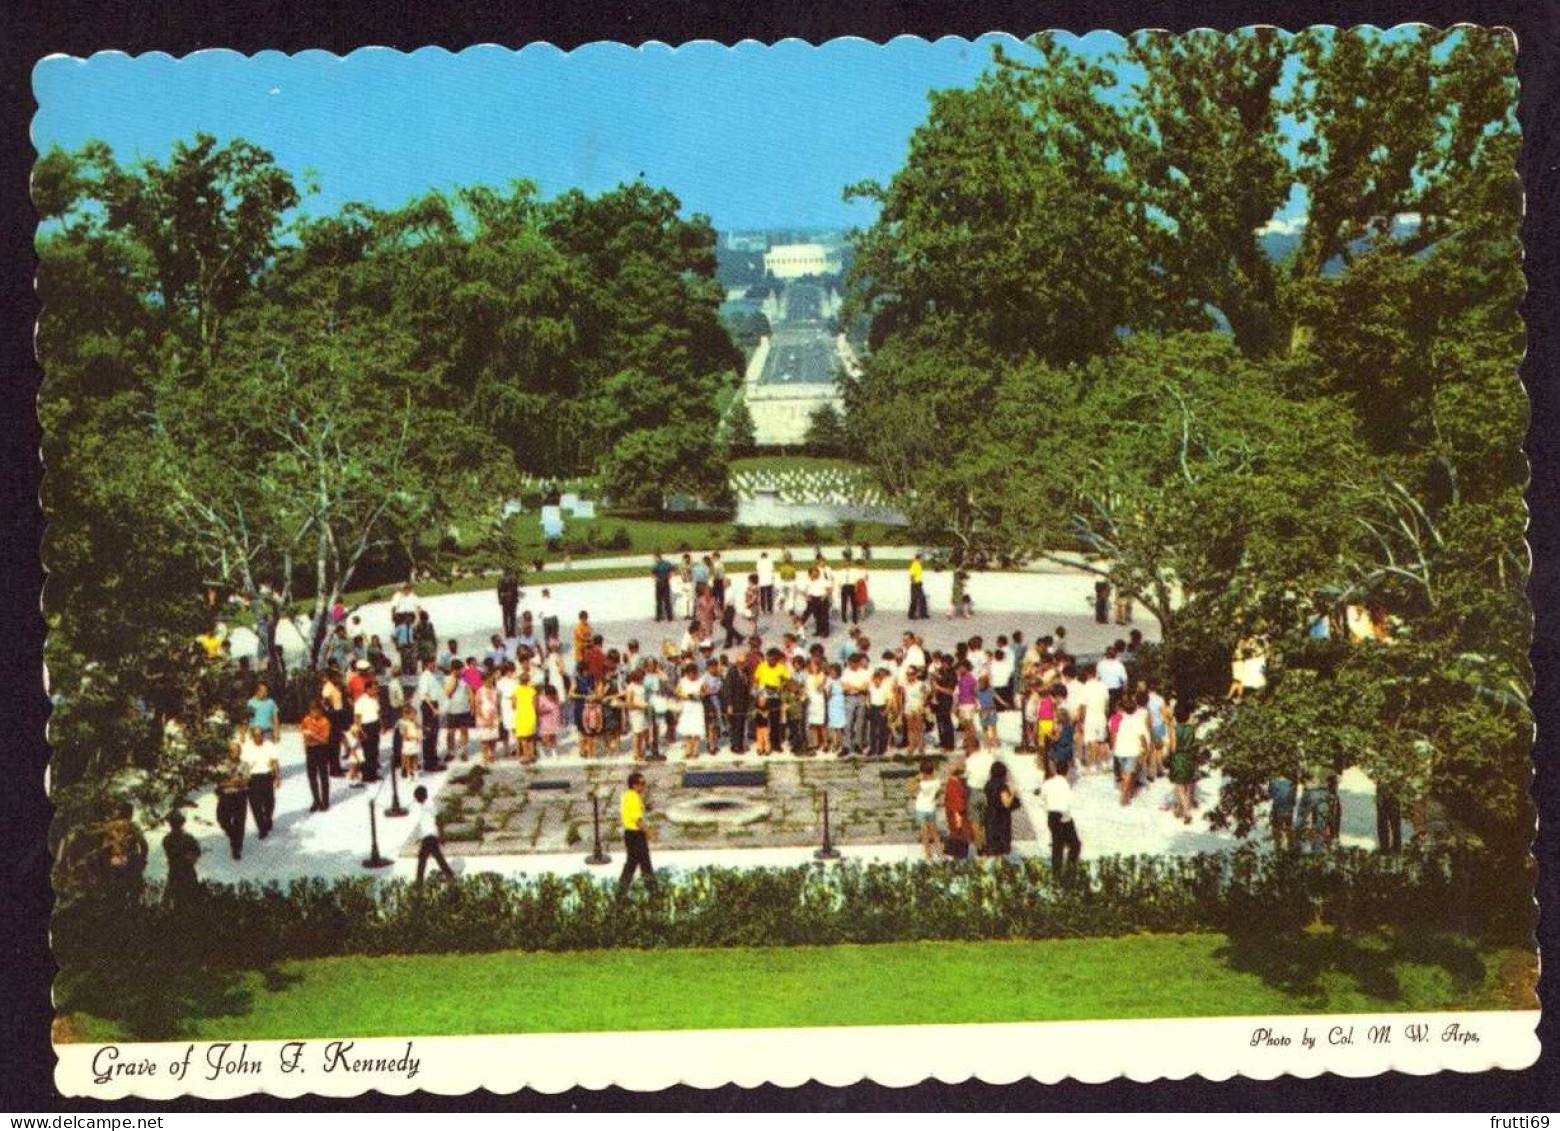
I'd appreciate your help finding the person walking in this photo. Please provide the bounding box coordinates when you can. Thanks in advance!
[160,811,202,907]
[498,569,521,638]
[1041,759,1081,882]
[983,761,1022,858]
[216,736,253,861]
[840,553,861,625]
[243,726,281,840]
[617,771,658,897]
[652,552,676,622]
[908,553,929,620]
[412,785,456,885]
[756,551,775,614]
[300,698,334,812]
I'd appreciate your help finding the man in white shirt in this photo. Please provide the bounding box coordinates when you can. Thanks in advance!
[989,649,1014,710]
[806,568,831,638]
[756,552,775,614]
[1096,646,1130,713]
[536,589,559,645]
[353,681,383,783]
[412,658,447,773]
[412,785,456,885]
[964,744,994,853]
[901,632,927,675]
[841,653,872,755]
[1040,761,1080,881]
[1078,667,1112,772]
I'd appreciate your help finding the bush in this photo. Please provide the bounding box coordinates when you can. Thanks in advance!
[58,847,1502,978]
[606,526,633,551]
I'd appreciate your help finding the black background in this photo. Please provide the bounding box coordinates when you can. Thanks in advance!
[2,0,1556,1112]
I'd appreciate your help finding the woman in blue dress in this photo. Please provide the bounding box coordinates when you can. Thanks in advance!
[826,662,848,755]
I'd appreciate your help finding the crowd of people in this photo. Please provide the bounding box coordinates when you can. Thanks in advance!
[185,547,1215,877]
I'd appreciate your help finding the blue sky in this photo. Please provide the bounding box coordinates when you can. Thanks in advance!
[33,34,1136,231]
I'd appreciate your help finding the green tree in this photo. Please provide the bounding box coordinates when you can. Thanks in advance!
[726,397,758,453]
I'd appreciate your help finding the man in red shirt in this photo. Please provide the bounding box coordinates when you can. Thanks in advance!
[943,759,972,859]
[346,660,370,704]
[583,635,609,683]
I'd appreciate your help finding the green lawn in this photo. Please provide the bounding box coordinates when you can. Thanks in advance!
[60,931,1534,1043]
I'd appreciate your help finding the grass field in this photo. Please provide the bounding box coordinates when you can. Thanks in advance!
[59,931,1535,1043]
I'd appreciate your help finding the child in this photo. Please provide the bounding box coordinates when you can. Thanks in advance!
[398,704,422,781]
[911,758,941,861]
[572,664,601,759]
[535,685,560,758]
[752,695,773,756]
[343,721,365,785]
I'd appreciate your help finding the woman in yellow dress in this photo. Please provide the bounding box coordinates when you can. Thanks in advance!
[512,674,539,764]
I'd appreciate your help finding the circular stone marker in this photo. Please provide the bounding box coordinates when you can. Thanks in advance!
[663,795,773,827]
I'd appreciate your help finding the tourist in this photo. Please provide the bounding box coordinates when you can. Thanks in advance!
[711,551,728,607]
[701,658,724,755]
[301,698,333,813]
[617,771,657,897]
[780,668,808,754]
[931,658,957,751]
[983,761,1022,858]
[495,662,518,758]
[536,684,561,758]
[943,758,972,860]
[246,681,280,743]
[537,588,560,646]
[907,553,929,620]
[805,656,829,752]
[413,658,445,773]
[743,572,762,638]
[978,662,1000,750]
[1113,691,1150,806]
[625,669,651,762]
[216,739,252,861]
[1097,646,1129,715]
[806,565,831,638]
[776,551,797,616]
[161,811,202,907]
[1093,578,1111,625]
[1296,764,1334,854]
[722,655,752,755]
[573,662,604,759]
[412,785,456,886]
[955,660,979,753]
[1078,665,1111,773]
[498,568,520,638]
[242,726,281,840]
[651,552,676,622]
[912,758,942,861]
[1048,686,1076,779]
[1168,700,1200,823]
[825,662,847,754]
[354,675,383,782]
[720,594,742,649]
[320,668,347,776]
[840,552,862,625]
[1142,679,1168,780]
[756,551,775,613]
[342,720,365,785]
[474,670,500,764]
[902,666,927,756]
[752,686,775,755]
[866,667,892,758]
[675,662,705,761]
[1041,759,1081,883]
[443,661,474,762]
[397,704,422,781]
[413,610,438,668]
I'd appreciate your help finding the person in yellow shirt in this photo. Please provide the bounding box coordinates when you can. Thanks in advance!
[618,771,657,897]
[908,553,929,620]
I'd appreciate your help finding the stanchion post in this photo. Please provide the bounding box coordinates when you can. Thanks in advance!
[363,787,393,870]
[814,789,841,861]
[585,789,612,866]
[384,736,408,818]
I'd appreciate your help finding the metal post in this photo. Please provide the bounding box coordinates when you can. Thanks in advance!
[384,740,408,818]
[363,789,393,869]
[585,790,611,866]
[814,789,841,860]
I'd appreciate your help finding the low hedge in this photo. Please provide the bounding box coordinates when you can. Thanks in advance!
[54,847,1515,976]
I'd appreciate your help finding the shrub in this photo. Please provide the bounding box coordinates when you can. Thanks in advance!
[57,847,1502,979]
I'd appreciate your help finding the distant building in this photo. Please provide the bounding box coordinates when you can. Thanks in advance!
[764,243,843,280]
[724,231,769,252]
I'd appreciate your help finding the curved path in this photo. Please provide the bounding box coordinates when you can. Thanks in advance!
[160,563,1387,888]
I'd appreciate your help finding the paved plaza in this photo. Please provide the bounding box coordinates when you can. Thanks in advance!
[162,561,1387,888]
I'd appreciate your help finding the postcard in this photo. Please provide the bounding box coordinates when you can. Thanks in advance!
[34,30,1539,1099]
